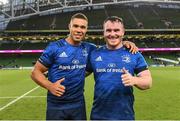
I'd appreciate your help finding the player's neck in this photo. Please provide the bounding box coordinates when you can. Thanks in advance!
[106,43,123,50]
[66,36,81,46]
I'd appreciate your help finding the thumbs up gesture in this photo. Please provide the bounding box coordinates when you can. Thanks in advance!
[121,67,136,87]
[48,78,66,97]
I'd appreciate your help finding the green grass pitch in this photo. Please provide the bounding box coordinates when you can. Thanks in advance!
[0,67,180,120]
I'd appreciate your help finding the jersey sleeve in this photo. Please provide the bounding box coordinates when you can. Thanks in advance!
[86,54,93,73]
[85,42,96,73]
[87,42,97,53]
[134,52,148,74]
[38,42,56,68]
[86,47,96,73]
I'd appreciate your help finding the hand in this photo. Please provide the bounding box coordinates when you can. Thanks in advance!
[123,41,138,54]
[48,78,66,97]
[121,68,136,86]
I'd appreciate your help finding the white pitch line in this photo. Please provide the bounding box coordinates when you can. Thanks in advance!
[0,96,46,99]
[0,86,40,111]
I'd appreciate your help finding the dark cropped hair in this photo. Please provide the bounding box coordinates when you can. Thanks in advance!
[71,13,88,22]
[103,16,124,26]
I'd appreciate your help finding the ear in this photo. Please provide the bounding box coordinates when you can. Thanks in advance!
[68,23,71,30]
[123,29,125,36]
[122,27,125,36]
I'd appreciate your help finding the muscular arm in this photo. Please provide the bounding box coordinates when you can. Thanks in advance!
[31,61,65,96]
[121,69,152,90]
[31,61,51,89]
[134,70,152,90]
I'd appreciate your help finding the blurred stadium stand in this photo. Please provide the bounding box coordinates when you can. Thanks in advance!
[3,4,180,30]
[0,0,180,68]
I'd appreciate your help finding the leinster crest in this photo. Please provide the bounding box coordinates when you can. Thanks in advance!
[122,55,131,63]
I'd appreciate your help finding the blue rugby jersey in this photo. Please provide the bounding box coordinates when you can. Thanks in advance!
[39,39,96,109]
[87,46,148,120]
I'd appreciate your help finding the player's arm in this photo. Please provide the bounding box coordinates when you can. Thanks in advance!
[121,68,152,90]
[122,41,138,54]
[31,61,65,96]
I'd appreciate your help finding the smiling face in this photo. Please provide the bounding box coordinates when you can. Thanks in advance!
[68,18,88,45]
[103,19,125,50]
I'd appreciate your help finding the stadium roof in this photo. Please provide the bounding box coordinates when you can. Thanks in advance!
[1,0,180,22]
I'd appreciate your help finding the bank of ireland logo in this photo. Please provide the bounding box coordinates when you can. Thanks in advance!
[122,55,131,63]
[72,59,79,64]
[108,63,116,68]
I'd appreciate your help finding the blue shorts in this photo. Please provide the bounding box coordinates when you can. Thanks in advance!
[46,103,86,120]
